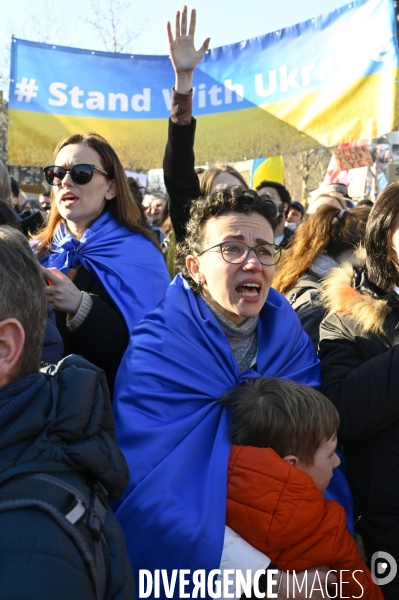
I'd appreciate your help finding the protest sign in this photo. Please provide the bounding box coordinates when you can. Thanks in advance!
[333,146,373,170]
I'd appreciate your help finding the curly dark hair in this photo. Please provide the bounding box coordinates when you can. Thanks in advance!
[365,182,399,292]
[175,186,278,293]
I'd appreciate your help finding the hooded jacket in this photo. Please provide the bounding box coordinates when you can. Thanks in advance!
[285,253,340,349]
[0,355,134,600]
[226,445,382,600]
[319,253,399,592]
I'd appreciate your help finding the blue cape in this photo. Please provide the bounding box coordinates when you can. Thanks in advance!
[39,210,170,333]
[113,275,321,593]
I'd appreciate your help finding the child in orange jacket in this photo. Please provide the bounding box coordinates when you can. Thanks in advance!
[222,377,383,600]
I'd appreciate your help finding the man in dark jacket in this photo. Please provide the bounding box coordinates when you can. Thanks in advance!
[0,225,134,599]
[256,180,294,249]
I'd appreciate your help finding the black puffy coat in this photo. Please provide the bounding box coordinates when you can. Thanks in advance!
[319,258,399,599]
[286,271,324,350]
[0,355,134,600]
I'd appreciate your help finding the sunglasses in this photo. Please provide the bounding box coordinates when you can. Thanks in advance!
[43,163,109,186]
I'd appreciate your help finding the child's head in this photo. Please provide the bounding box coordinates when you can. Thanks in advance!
[221,377,341,493]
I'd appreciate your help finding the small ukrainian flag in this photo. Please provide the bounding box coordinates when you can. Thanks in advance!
[251,156,285,190]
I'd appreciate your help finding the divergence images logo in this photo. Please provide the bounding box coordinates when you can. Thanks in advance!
[371,552,397,586]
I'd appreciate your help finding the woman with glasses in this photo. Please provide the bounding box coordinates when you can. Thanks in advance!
[319,183,399,599]
[33,132,170,395]
[113,186,322,597]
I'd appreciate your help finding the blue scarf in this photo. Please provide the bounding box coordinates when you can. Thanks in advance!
[113,275,321,594]
[39,211,170,333]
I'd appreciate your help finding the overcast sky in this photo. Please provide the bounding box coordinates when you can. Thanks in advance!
[0,0,349,97]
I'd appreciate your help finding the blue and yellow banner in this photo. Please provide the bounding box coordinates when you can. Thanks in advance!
[8,0,399,169]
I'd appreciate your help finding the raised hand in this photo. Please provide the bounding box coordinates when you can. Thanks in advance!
[167,6,210,92]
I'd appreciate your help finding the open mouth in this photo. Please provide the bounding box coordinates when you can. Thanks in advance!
[236,282,261,297]
[61,194,78,202]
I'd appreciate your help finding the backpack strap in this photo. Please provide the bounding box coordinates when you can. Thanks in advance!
[287,286,318,307]
[0,473,109,600]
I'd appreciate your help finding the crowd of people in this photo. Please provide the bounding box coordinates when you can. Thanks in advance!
[0,6,398,600]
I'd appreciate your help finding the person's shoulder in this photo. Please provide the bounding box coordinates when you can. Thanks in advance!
[41,354,106,380]
[280,226,295,248]
[286,274,321,308]
[266,286,303,317]
[40,355,110,419]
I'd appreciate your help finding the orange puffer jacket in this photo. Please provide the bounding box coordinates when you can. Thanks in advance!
[227,445,383,600]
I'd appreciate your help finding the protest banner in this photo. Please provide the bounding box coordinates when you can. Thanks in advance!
[8,0,399,169]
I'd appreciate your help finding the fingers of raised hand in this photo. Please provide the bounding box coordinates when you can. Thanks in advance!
[199,37,211,59]
[181,5,188,36]
[166,21,174,44]
[174,10,181,38]
[188,8,196,37]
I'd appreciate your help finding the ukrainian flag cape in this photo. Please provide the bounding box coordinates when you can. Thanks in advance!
[39,210,170,333]
[113,275,320,595]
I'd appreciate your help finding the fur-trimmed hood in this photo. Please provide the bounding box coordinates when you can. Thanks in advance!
[320,248,395,337]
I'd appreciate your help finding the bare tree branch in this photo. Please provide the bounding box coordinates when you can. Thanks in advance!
[292,148,332,198]
[15,0,65,44]
[86,0,147,53]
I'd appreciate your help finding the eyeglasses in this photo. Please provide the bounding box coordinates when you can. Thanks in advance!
[43,164,109,186]
[198,241,282,266]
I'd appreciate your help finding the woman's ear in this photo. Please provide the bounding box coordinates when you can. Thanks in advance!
[283,454,299,466]
[186,255,202,284]
[105,180,116,200]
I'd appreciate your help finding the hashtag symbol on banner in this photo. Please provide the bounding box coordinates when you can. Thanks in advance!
[14,78,39,102]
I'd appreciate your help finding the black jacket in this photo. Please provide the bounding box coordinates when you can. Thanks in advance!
[279,225,295,249]
[286,271,324,350]
[0,355,134,600]
[163,117,200,243]
[55,265,129,397]
[319,258,399,597]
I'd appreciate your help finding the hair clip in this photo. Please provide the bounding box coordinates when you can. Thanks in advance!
[337,209,346,219]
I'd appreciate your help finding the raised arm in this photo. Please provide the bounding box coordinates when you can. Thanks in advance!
[163,7,210,242]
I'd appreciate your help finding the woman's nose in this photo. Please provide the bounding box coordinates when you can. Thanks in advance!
[60,171,74,186]
[242,249,262,270]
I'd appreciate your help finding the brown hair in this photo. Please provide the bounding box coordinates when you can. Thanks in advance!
[175,186,278,293]
[0,226,47,379]
[33,132,158,257]
[365,182,399,291]
[273,204,370,296]
[198,164,248,196]
[221,377,339,465]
